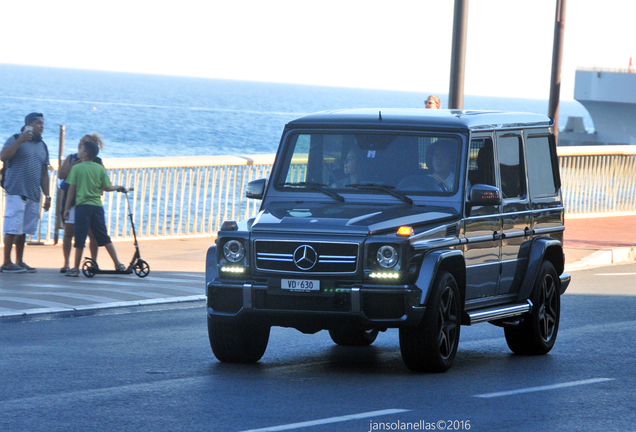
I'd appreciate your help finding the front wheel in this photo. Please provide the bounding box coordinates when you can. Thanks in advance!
[134,259,150,278]
[504,260,560,355]
[399,271,461,373]
[329,326,379,346]
[208,317,270,363]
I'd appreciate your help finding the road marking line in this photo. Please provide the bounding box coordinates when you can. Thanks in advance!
[595,273,636,276]
[473,378,615,398]
[166,273,205,278]
[239,408,410,432]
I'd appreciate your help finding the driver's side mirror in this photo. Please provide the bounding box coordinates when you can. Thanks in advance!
[468,184,502,206]
[246,178,267,200]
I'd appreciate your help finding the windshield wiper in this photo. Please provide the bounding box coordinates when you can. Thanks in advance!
[347,183,414,205]
[282,182,345,202]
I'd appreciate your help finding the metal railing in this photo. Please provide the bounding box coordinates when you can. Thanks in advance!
[558,146,636,215]
[1,154,275,246]
[2,146,636,245]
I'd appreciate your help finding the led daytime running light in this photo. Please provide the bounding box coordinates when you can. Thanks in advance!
[220,266,245,273]
[369,272,400,279]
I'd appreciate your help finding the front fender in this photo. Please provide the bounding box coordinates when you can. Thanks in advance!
[205,245,218,296]
[414,249,465,306]
[517,238,564,301]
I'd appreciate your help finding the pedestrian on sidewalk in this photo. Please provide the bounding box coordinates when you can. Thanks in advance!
[57,133,105,273]
[1,112,51,273]
[425,95,442,109]
[62,140,126,277]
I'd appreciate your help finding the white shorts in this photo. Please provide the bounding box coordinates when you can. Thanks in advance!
[3,194,41,236]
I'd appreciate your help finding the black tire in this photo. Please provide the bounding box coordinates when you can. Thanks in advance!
[328,326,379,346]
[82,260,97,278]
[134,259,150,278]
[504,260,560,355]
[399,271,461,373]
[208,316,270,363]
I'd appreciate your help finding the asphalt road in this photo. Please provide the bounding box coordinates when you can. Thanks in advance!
[1,263,635,432]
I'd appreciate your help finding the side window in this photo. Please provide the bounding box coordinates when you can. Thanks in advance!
[526,135,558,197]
[467,138,495,187]
[497,135,526,199]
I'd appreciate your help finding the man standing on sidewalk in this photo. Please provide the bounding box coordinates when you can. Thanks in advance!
[1,112,51,273]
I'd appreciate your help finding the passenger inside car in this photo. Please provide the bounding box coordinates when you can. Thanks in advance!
[331,148,366,188]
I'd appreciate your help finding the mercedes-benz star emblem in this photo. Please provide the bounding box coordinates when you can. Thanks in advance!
[293,245,318,270]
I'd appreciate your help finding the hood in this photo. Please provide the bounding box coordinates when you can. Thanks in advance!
[251,201,458,235]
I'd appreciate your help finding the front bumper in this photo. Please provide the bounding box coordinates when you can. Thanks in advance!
[206,279,426,329]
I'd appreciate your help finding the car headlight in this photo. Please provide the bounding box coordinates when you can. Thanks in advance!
[377,245,398,268]
[223,240,245,262]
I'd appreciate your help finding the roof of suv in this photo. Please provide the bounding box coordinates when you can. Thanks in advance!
[286,108,553,131]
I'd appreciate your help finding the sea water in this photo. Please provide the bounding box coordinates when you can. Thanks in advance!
[0,63,592,161]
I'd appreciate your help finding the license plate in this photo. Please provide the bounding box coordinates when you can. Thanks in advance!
[281,279,320,292]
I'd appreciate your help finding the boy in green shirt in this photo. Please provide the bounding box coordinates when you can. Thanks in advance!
[63,140,126,277]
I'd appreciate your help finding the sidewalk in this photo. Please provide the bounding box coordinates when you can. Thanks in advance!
[2,216,635,321]
[563,214,636,269]
[0,236,216,321]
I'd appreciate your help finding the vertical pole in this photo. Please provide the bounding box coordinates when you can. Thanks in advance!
[448,0,469,110]
[53,125,65,244]
[548,0,567,142]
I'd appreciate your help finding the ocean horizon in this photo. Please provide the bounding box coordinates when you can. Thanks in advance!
[0,63,592,161]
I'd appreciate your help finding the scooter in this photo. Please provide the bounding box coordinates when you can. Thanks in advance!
[81,188,150,278]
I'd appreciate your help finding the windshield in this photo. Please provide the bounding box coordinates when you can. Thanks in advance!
[275,132,463,196]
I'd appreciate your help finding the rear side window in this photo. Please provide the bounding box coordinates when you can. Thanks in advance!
[526,136,558,197]
[497,135,526,199]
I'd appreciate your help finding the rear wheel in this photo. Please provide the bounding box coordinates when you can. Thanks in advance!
[82,259,97,278]
[505,260,560,355]
[399,271,461,373]
[329,326,379,346]
[208,317,270,363]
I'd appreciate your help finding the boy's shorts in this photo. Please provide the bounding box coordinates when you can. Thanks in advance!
[73,205,112,249]
[3,194,40,236]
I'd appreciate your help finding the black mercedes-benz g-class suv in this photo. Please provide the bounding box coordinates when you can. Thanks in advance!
[206,108,571,372]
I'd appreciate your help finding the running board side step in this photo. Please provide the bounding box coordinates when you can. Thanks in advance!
[465,300,533,325]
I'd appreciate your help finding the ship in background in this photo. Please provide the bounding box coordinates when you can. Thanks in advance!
[559,59,636,146]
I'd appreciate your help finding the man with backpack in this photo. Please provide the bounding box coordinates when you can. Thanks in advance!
[1,112,51,273]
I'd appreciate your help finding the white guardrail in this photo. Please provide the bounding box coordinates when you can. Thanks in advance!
[1,146,636,245]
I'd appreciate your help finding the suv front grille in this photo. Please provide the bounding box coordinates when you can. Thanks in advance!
[255,240,358,274]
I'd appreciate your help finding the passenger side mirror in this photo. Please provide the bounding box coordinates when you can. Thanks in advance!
[468,184,502,206]
[246,178,267,200]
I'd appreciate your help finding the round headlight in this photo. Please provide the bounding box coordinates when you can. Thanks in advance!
[223,240,245,262]
[377,245,398,268]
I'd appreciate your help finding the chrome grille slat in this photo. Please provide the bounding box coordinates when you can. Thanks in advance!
[255,240,359,274]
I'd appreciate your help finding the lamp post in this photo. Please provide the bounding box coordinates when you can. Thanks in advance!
[548,0,567,142]
[448,0,469,110]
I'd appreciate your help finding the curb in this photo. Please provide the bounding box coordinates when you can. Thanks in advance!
[0,295,206,323]
[565,246,636,271]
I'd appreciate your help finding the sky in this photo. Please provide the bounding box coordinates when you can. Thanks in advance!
[1,0,634,101]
